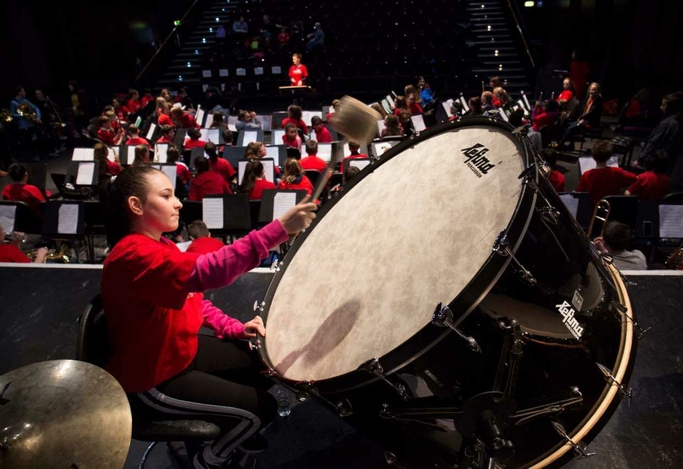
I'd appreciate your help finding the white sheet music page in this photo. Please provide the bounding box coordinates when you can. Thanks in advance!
[203,198,224,229]
[271,129,285,144]
[0,205,17,234]
[377,120,386,136]
[127,146,137,164]
[273,192,296,221]
[262,160,275,183]
[146,123,157,140]
[161,165,177,189]
[443,99,454,117]
[659,205,683,238]
[265,146,280,166]
[578,156,619,175]
[559,194,579,218]
[411,115,426,132]
[58,203,79,234]
[76,162,95,185]
[460,96,470,112]
[238,161,248,185]
[317,144,332,163]
[349,159,371,171]
[195,109,205,128]
[243,131,258,144]
[72,148,85,161]
[156,144,168,163]
[108,147,117,162]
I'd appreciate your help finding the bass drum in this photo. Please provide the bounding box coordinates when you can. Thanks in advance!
[259,117,637,468]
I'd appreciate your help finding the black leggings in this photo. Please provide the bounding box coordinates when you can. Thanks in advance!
[131,335,276,459]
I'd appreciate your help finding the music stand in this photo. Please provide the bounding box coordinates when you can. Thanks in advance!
[258,189,308,224]
[42,200,86,240]
[0,200,43,234]
[264,145,286,167]
[201,194,252,241]
[67,161,100,187]
[237,130,265,147]
[272,112,288,129]
[278,86,311,106]
[223,146,246,169]
[347,158,372,171]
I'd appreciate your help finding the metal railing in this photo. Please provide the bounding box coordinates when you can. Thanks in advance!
[504,0,536,70]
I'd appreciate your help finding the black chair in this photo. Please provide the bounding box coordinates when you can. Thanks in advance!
[304,169,321,187]
[76,294,221,469]
[249,200,262,230]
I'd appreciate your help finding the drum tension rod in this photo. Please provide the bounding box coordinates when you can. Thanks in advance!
[509,387,583,426]
[493,232,537,286]
[596,363,633,405]
[294,380,354,417]
[493,320,524,400]
[359,358,410,401]
[601,255,637,287]
[551,421,596,459]
[609,301,650,340]
[432,303,481,353]
[384,452,411,469]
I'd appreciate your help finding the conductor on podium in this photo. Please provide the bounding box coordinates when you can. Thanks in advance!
[289,53,308,86]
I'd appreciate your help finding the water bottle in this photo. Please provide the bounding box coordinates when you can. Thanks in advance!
[274,384,291,417]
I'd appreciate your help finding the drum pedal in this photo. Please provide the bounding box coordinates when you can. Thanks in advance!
[550,421,596,459]
[596,363,633,405]
[432,303,481,353]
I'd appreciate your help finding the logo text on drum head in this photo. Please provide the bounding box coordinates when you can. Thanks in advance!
[555,301,585,340]
[461,143,496,178]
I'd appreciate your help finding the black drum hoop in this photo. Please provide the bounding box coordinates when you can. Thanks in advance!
[258,116,539,392]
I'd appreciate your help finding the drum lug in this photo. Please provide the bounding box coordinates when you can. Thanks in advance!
[609,301,650,340]
[253,300,266,313]
[384,451,411,469]
[295,381,353,416]
[596,363,633,405]
[432,303,481,353]
[492,232,537,286]
[539,206,560,225]
[359,358,410,401]
[551,421,596,459]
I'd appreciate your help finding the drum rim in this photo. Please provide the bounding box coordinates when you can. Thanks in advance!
[258,116,537,386]
[526,262,637,468]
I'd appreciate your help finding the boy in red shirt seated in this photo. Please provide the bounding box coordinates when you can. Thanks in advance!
[277,158,313,195]
[155,125,176,144]
[186,220,225,255]
[340,142,368,173]
[183,127,207,150]
[282,123,302,151]
[576,141,637,206]
[189,156,232,201]
[541,149,566,192]
[311,116,333,143]
[299,140,328,172]
[2,163,48,213]
[625,150,670,201]
[125,124,151,148]
[0,225,48,263]
[96,116,124,146]
[171,106,199,129]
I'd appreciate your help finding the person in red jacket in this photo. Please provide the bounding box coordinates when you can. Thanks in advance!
[557,78,575,105]
[281,104,308,135]
[125,124,151,148]
[576,141,637,206]
[238,160,276,200]
[157,104,174,128]
[625,150,670,201]
[185,220,225,254]
[311,116,332,143]
[1,163,47,213]
[100,165,316,469]
[125,89,142,115]
[171,106,199,129]
[183,127,207,150]
[288,53,308,86]
[189,156,232,201]
[299,140,328,172]
[277,158,313,195]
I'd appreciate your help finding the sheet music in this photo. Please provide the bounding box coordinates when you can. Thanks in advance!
[302,111,323,125]
[254,67,264,75]
[459,95,470,113]
[58,203,79,234]
[386,95,395,108]
[0,205,17,234]
[202,70,212,78]
[72,148,94,161]
[578,156,619,175]
[443,99,454,118]
[238,161,248,185]
[349,159,371,171]
[146,123,157,140]
[219,69,229,77]
[271,66,282,74]
[161,165,177,189]
[317,144,332,163]
[203,198,224,229]
[228,124,237,132]
[381,100,392,115]
[155,144,169,163]
[271,129,285,144]
[202,84,208,92]
[243,131,258,144]
[127,146,137,165]
[273,192,296,221]
[76,162,95,185]
[522,92,531,111]
[498,109,509,122]
[373,142,395,156]
[377,119,386,136]
[257,115,272,131]
[236,68,246,76]
[262,160,275,183]
[265,146,281,166]
[195,109,205,129]
[410,115,426,132]
[659,205,683,238]
[559,194,580,218]
[108,147,117,163]
[200,128,220,143]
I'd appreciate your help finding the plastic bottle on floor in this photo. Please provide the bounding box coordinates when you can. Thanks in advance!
[274,384,291,417]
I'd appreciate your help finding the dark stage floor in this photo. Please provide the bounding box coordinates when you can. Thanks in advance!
[0,266,681,468]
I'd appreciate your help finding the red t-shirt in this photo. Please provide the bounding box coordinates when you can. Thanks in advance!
[102,234,202,392]
[97,127,117,146]
[577,166,637,206]
[126,99,142,114]
[547,169,566,193]
[106,160,123,176]
[627,171,670,201]
[300,155,328,172]
[277,176,314,195]
[175,113,199,129]
[557,90,574,102]
[313,126,333,143]
[183,139,207,150]
[282,134,303,150]
[0,244,30,263]
[210,157,236,182]
[2,183,46,212]
[126,136,151,148]
[532,110,559,132]
[186,236,224,255]
[340,153,368,173]
[158,113,174,127]
[189,171,232,201]
[156,136,174,144]
[176,163,192,185]
[409,103,423,115]
[281,117,308,135]
[250,179,276,200]
[289,64,308,86]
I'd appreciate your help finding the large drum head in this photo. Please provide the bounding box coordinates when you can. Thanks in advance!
[263,122,527,382]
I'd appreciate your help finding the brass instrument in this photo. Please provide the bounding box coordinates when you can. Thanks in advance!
[17,102,38,123]
[28,244,72,263]
[664,240,683,270]
[587,199,611,239]
[45,96,66,128]
[1,108,12,123]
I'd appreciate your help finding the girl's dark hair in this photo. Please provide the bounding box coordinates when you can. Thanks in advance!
[102,165,160,247]
[287,104,302,120]
[167,146,180,163]
[663,92,683,120]
[8,163,26,182]
[205,142,218,162]
[468,96,483,115]
[194,155,209,173]
[239,160,264,194]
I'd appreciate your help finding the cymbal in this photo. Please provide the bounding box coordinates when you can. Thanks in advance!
[0,359,132,469]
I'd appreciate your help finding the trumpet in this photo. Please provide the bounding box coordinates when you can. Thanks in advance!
[587,199,611,239]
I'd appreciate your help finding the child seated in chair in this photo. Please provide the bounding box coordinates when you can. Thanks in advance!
[576,140,636,206]
[1,163,48,213]
[186,220,224,255]
[593,221,647,270]
[624,149,670,201]
[299,140,327,172]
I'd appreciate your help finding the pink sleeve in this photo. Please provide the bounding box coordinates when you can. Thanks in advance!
[187,219,288,292]
[201,299,247,340]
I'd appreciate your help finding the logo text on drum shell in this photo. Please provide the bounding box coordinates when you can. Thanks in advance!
[461,143,496,178]
[555,301,585,340]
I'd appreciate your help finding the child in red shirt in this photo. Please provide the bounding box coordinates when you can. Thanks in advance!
[281,104,308,135]
[311,116,333,143]
[299,140,328,172]
[238,160,276,200]
[183,127,207,150]
[1,163,47,213]
[0,225,48,263]
[101,165,316,468]
[576,141,637,206]
[625,149,670,201]
[185,220,225,255]
[282,123,303,151]
[205,141,236,183]
[541,149,566,192]
[125,124,151,148]
[155,125,175,144]
[189,156,232,201]
[277,158,314,195]
[340,142,368,173]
